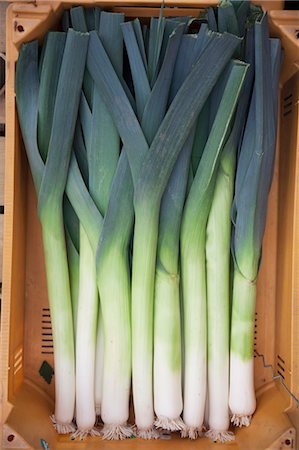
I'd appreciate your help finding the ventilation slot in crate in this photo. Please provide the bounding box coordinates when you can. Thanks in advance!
[13,347,23,376]
[277,354,286,380]
[283,93,293,117]
[41,307,53,355]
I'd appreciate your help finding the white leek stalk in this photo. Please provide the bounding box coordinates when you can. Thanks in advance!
[205,143,236,443]
[73,226,100,439]
[95,308,104,418]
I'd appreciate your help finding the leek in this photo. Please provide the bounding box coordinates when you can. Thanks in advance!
[153,29,212,432]
[72,225,100,439]
[205,26,254,443]
[66,153,103,435]
[88,29,241,439]
[181,61,248,439]
[229,14,281,427]
[92,12,128,437]
[16,29,88,433]
[37,32,66,162]
[131,33,241,440]
[58,12,98,438]
[38,31,88,432]
[38,32,81,335]
[15,6,282,441]
[16,26,103,438]
[18,33,103,439]
[70,10,125,438]
[93,21,184,438]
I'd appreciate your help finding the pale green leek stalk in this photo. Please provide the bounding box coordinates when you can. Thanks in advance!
[16,30,88,433]
[205,26,254,443]
[87,29,241,438]
[180,61,248,439]
[229,14,281,427]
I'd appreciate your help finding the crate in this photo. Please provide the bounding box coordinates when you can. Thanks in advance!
[1,1,299,449]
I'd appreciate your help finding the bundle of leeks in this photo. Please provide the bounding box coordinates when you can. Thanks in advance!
[15,0,281,442]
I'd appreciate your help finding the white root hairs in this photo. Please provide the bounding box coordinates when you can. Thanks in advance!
[50,415,76,434]
[154,416,186,432]
[136,427,160,439]
[205,429,235,443]
[71,428,101,440]
[95,405,101,416]
[101,424,134,440]
[231,414,252,428]
[181,426,204,439]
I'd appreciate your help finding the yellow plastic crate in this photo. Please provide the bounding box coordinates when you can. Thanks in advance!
[1,2,299,449]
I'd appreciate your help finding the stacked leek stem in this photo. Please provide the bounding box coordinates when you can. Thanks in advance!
[16,0,281,442]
